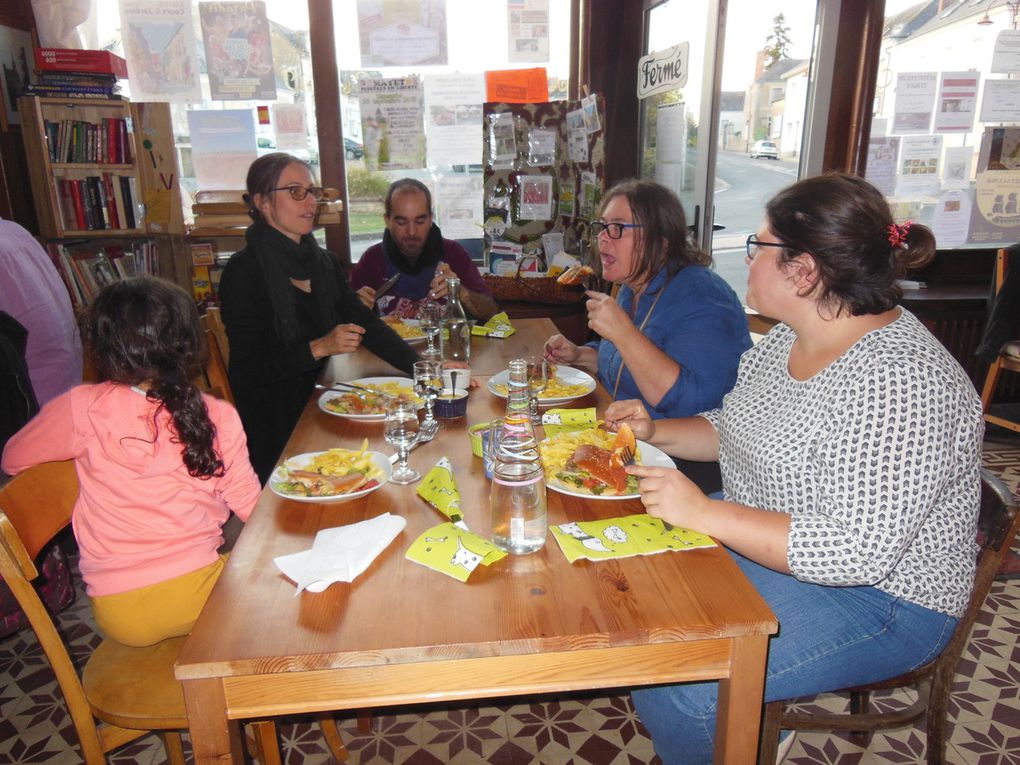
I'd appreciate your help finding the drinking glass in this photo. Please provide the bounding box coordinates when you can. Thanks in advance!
[524,356,548,425]
[418,300,443,358]
[413,360,442,425]
[384,398,421,484]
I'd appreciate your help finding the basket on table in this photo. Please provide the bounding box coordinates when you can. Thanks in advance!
[482,260,587,305]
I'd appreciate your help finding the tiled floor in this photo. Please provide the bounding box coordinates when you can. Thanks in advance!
[2,431,1019,765]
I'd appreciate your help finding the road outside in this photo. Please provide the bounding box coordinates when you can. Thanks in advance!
[710,149,798,303]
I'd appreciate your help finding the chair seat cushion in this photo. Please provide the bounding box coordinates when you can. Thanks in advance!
[82,636,188,729]
[1003,341,1020,360]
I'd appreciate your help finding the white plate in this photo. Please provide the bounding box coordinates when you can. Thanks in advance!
[317,376,417,421]
[269,451,392,503]
[544,439,675,500]
[486,365,597,406]
[385,317,427,345]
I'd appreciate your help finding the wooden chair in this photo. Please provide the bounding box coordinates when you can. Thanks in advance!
[757,469,1020,765]
[0,461,343,764]
[199,307,234,404]
[979,248,1020,434]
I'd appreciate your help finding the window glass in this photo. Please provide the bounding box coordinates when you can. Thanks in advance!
[872,2,1004,249]
[332,1,572,263]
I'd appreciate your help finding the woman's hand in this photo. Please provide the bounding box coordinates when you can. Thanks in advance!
[544,334,580,364]
[604,399,655,441]
[355,286,376,309]
[628,465,712,530]
[585,290,634,343]
[310,323,366,359]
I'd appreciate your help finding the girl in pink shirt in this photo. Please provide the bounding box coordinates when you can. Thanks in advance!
[2,277,261,646]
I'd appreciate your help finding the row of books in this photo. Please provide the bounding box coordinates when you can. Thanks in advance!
[28,72,122,101]
[47,240,160,308]
[44,116,132,165]
[57,174,141,232]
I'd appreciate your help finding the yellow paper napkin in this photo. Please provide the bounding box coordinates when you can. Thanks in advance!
[416,457,467,529]
[550,515,716,564]
[405,522,508,582]
[471,311,516,338]
[541,407,597,438]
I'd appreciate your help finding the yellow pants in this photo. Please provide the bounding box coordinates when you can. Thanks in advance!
[90,555,227,647]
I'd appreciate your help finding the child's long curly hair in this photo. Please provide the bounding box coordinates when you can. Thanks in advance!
[85,277,223,478]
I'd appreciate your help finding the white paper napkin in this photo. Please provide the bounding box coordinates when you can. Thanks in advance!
[273,512,407,593]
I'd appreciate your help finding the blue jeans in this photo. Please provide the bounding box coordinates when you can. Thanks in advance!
[632,552,958,765]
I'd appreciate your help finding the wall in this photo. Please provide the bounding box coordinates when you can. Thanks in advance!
[0,0,37,229]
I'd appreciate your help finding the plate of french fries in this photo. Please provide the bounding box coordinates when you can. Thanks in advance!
[487,364,596,406]
[318,377,421,420]
[270,443,391,502]
[382,315,427,344]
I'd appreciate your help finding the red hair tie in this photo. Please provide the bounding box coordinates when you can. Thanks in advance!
[887,220,911,248]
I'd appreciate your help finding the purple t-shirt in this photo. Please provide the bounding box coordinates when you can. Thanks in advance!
[351,238,492,318]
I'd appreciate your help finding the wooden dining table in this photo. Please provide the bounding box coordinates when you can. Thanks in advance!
[175,318,777,765]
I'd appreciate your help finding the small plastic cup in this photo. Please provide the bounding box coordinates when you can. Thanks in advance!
[434,389,469,419]
[469,421,491,457]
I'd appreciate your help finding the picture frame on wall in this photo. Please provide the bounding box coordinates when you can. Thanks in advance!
[0,24,34,130]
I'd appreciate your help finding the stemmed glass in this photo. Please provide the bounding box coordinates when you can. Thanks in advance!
[524,356,548,425]
[413,360,442,429]
[384,398,421,485]
[418,300,443,362]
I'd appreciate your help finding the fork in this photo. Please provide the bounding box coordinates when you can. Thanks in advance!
[617,443,635,466]
[419,417,440,442]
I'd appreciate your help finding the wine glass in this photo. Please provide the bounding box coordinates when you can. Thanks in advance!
[524,356,548,425]
[413,360,442,427]
[418,300,443,359]
[384,398,421,485]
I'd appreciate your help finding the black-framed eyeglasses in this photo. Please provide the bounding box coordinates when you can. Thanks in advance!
[271,185,325,201]
[745,234,788,261]
[592,220,644,239]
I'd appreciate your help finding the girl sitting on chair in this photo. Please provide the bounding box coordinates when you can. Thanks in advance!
[1,276,260,647]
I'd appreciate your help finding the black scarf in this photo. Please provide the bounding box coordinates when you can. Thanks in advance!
[245,221,337,343]
[381,223,447,276]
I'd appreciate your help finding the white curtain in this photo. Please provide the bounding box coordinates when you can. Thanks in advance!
[31,0,98,49]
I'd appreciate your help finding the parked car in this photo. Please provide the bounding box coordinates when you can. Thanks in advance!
[344,138,364,159]
[750,140,779,160]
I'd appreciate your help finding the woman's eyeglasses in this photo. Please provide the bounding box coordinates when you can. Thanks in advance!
[745,235,789,261]
[271,185,325,201]
[591,220,644,239]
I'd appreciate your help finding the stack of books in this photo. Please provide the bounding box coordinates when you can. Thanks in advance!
[29,48,128,100]
[188,190,343,235]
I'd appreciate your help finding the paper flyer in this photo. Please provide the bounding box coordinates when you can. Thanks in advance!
[932,190,972,248]
[518,175,554,220]
[980,79,1020,124]
[199,1,277,101]
[357,0,448,67]
[507,0,550,64]
[187,109,258,190]
[119,0,203,102]
[991,29,1020,74]
[271,103,308,150]
[359,76,426,171]
[891,72,937,134]
[969,171,1020,244]
[943,146,974,189]
[895,135,942,197]
[865,136,900,197]
[933,71,977,133]
[436,174,483,240]
[423,72,485,167]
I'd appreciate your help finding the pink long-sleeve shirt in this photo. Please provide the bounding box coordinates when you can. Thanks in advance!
[1,383,261,597]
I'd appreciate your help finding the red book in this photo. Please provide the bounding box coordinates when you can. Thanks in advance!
[101,173,120,228]
[67,180,87,230]
[117,119,130,163]
[34,48,129,79]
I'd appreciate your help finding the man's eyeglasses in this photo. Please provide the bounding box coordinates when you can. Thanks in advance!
[271,185,325,201]
[591,220,644,239]
[745,234,788,261]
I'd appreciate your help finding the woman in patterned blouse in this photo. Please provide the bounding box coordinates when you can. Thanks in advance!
[606,173,984,765]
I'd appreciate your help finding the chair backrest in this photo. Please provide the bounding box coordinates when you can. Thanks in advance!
[0,462,110,762]
[993,248,1008,295]
[199,309,234,405]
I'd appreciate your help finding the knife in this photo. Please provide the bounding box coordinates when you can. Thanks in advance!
[373,273,401,305]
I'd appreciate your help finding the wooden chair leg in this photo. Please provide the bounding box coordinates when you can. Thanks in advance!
[981,358,1003,412]
[757,700,782,765]
[356,710,372,734]
[848,690,873,747]
[247,720,282,765]
[316,713,350,762]
[161,731,186,765]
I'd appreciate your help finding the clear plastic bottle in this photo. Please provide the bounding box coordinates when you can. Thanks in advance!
[490,359,547,555]
[441,277,471,363]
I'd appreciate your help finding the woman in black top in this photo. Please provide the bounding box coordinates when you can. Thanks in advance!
[219,153,419,483]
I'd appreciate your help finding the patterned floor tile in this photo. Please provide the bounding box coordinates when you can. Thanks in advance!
[2,435,1019,765]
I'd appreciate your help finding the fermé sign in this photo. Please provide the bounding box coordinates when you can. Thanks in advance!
[636,43,689,100]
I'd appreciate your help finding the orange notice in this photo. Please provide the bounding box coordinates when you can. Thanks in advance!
[485,67,549,103]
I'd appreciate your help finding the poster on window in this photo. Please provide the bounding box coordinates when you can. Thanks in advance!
[865,136,900,196]
[199,1,277,101]
[271,103,307,150]
[187,109,258,190]
[991,29,1020,73]
[891,72,937,134]
[968,126,1020,243]
[931,72,977,133]
[507,0,549,64]
[119,0,202,102]
[943,146,973,190]
[423,72,485,168]
[436,173,483,240]
[895,135,942,197]
[357,0,448,67]
[980,79,1020,123]
[932,190,972,248]
[358,76,426,171]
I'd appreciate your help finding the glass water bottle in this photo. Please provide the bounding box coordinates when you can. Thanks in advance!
[441,277,471,363]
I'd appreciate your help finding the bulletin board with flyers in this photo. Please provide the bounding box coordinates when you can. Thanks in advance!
[481,95,606,281]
